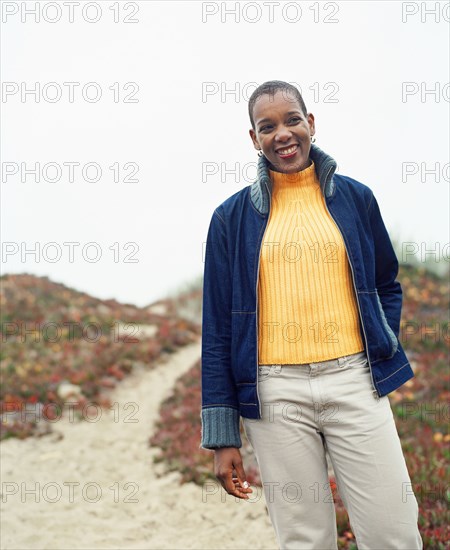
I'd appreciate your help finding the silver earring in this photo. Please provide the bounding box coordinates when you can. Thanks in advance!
[311,136,316,143]
[258,150,263,157]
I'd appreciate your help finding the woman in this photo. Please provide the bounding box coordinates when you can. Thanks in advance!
[200,80,423,549]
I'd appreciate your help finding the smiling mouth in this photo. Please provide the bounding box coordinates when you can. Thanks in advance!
[276,144,298,158]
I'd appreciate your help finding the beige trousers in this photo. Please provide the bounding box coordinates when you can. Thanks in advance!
[242,351,423,550]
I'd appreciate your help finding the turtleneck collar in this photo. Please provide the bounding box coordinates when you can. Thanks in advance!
[250,143,338,215]
[268,160,319,189]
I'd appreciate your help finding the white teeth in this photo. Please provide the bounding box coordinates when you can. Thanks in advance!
[277,145,297,155]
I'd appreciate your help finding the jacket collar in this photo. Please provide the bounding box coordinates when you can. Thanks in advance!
[250,143,338,215]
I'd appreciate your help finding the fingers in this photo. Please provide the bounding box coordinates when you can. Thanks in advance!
[222,472,253,500]
[234,462,253,497]
[232,476,253,494]
[222,470,250,500]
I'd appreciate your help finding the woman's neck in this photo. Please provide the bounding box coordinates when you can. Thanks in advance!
[267,157,313,173]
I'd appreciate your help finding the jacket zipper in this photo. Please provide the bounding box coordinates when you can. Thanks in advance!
[255,181,271,417]
[322,178,380,400]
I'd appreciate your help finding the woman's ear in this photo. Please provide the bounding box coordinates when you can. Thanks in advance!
[249,128,260,151]
[307,113,316,136]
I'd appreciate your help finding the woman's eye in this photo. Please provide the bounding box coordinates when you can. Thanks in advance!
[260,118,300,132]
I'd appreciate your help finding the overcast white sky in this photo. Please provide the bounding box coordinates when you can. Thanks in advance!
[1,0,449,306]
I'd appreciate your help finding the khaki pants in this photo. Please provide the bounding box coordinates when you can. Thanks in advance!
[242,351,423,550]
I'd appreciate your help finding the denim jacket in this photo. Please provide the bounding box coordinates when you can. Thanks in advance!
[200,143,414,450]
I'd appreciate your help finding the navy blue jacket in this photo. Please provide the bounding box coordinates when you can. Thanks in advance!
[200,143,414,450]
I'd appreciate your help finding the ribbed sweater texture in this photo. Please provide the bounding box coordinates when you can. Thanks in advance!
[258,160,365,364]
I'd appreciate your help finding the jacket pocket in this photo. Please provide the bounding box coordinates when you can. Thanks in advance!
[375,290,398,359]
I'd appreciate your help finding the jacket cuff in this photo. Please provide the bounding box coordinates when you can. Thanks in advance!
[200,406,242,450]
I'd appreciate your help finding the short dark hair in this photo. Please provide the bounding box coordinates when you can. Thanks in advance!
[248,80,308,130]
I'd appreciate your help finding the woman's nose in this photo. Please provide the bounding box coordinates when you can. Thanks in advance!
[274,127,293,141]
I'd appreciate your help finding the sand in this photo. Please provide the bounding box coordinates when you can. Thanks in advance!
[0,341,277,550]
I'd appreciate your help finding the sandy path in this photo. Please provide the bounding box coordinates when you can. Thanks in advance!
[0,341,277,550]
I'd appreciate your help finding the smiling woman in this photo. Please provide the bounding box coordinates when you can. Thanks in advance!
[200,80,423,550]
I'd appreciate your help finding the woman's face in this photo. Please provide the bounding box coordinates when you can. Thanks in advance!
[249,90,315,174]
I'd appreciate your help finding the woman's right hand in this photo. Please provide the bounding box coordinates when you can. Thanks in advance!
[214,447,253,500]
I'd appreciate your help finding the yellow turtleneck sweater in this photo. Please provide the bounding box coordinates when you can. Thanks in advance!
[258,159,365,365]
